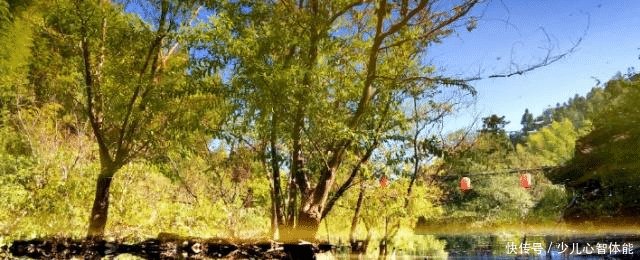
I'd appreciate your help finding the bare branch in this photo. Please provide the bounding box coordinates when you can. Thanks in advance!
[469,13,589,81]
[485,37,581,79]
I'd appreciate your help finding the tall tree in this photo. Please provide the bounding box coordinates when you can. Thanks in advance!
[206,0,482,240]
[37,0,211,237]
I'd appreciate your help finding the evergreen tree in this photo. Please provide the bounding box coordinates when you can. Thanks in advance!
[481,114,509,135]
[520,108,534,134]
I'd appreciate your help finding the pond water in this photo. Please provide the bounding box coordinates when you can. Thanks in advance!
[440,234,640,259]
[328,234,640,259]
[2,234,639,259]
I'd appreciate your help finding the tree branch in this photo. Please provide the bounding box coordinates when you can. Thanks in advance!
[377,0,429,40]
[321,98,393,219]
[78,4,111,165]
[115,0,170,163]
[327,0,367,26]
[378,0,479,51]
[465,16,587,81]
[320,139,377,220]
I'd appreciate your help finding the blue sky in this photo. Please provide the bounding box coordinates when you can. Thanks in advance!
[430,0,640,131]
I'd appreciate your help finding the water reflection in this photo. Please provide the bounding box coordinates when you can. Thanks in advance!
[333,234,640,259]
[441,234,639,259]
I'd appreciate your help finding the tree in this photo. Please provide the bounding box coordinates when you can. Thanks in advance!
[519,119,580,166]
[435,117,566,226]
[481,114,509,135]
[403,89,461,208]
[550,76,640,220]
[204,0,482,240]
[520,108,534,134]
[359,178,442,258]
[37,0,213,237]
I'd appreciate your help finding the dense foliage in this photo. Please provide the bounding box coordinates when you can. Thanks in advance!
[1,0,640,258]
[549,74,640,220]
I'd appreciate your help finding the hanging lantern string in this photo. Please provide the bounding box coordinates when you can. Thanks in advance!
[431,166,556,181]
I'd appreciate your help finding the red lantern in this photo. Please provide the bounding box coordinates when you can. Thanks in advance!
[520,173,532,189]
[379,175,388,188]
[460,177,471,192]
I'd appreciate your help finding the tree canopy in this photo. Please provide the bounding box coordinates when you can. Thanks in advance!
[550,75,640,219]
[2,1,640,258]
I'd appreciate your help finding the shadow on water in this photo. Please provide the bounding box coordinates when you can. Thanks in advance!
[3,231,640,259]
[0,233,333,259]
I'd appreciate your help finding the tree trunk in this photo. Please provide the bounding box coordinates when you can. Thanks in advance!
[295,210,321,242]
[405,96,420,207]
[378,238,388,260]
[279,210,318,242]
[279,177,298,242]
[349,180,366,242]
[270,113,285,236]
[378,216,391,259]
[286,177,297,225]
[293,166,338,241]
[87,166,117,238]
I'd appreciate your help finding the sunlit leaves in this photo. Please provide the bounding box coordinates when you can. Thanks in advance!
[550,76,640,218]
[520,119,579,166]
